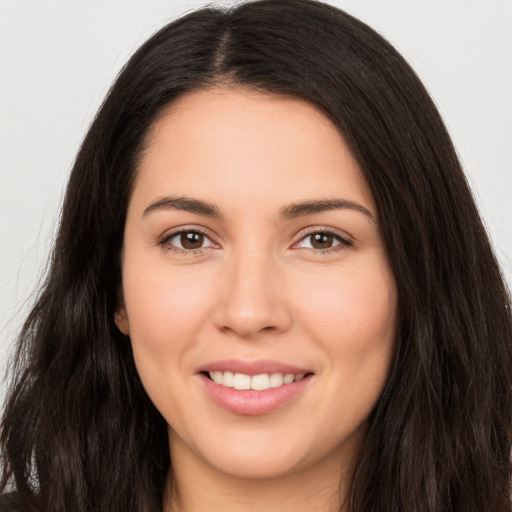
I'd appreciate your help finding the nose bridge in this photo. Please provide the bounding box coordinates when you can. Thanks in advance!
[214,243,290,337]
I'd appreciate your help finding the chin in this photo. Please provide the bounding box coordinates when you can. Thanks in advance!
[206,450,305,481]
[171,424,313,480]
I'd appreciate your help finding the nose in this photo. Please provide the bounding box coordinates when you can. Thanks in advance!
[213,250,292,339]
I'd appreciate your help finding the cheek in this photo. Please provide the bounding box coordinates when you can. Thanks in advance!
[294,258,397,382]
[121,258,217,387]
[298,259,395,330]
[297,265,397,440]
[124,258,214,336]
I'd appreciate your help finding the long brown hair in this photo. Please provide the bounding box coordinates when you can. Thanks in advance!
[1,1,511,510]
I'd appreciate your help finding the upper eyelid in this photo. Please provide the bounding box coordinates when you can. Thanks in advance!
[160,225,215,240]
[167,229,215,243]
[293,226,352,243]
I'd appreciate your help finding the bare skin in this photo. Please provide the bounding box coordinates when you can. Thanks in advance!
[116,87,397,512]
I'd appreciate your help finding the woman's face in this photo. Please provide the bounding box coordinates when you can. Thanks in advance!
[116,88,397,480]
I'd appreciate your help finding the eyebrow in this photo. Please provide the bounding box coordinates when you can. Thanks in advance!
[143,195,374,222]
[143,196,224,218]
[280,199,375,222]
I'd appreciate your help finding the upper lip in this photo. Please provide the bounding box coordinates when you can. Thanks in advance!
[196,358,312,376]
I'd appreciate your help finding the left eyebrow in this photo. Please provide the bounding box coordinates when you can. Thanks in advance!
[143,195,223,219]
[280,199,375,222]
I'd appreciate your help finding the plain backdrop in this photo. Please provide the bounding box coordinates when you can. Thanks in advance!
[1,0,511,404]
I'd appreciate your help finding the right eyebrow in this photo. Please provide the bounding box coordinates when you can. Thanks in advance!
[142,195,224,219]
[280,198,375,223]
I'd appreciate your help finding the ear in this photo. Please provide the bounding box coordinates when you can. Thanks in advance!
[114,288,130,335]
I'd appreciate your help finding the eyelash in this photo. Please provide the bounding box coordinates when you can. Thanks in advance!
[157,228,214,255]
[157,228,353,256]
[293,228,353,254]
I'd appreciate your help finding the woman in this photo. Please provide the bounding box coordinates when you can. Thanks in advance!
[1,0,511,511]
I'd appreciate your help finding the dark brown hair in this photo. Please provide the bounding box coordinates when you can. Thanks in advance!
[1,1,511,511]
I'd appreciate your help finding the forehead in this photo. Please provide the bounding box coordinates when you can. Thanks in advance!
[131,87,375,217]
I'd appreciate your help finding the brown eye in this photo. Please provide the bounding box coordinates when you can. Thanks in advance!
[180,232,204,249]
[163,230,216,252]
[294,231,351,252]
[310,233,335,249]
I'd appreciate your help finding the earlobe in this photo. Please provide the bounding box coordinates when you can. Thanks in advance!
[114,310,130,335]
[114,290,130,335]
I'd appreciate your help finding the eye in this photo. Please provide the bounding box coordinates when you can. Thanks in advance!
[294,230,352,251]
[159,230,216,253]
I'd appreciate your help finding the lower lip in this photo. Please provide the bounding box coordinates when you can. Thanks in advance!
[199,374,313,416]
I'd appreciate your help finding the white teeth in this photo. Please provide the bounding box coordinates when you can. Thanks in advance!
[208,371,308,390]
[269,373,284,388]
[233,373,251,390]
[251,373,270,391]
[283,374,295,384]
[222,371,234,387]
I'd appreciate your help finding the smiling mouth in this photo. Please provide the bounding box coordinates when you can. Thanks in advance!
[203,371,313,391]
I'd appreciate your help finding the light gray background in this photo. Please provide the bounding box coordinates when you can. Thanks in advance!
[1,0,511,404]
